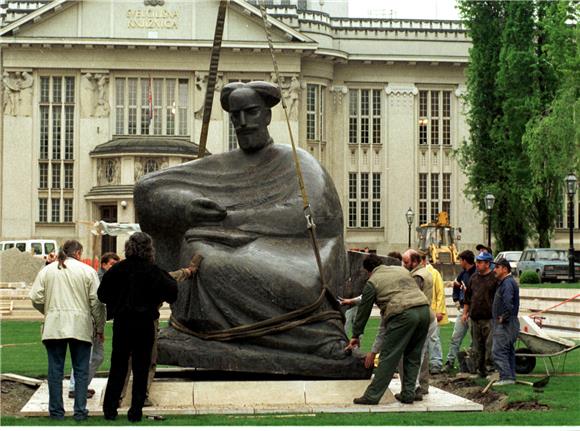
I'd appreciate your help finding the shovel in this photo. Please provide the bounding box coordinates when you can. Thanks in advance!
[515,376,550,389]
[481,378,497,394]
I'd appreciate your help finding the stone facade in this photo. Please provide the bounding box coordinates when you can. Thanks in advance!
[3,0,572,258]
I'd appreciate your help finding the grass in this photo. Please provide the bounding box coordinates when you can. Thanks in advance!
[1,319,580,426]
[520,282,580,289]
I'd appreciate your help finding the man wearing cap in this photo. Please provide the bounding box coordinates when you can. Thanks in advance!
[347,254,430,405]
[462,251,498,377]
[491,258,520,385]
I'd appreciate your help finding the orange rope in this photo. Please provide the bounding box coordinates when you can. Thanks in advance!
[529,293,580,317]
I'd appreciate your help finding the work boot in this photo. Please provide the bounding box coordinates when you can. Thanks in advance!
[442,361,454,373]
[413,388,423,401]
[415,387,429,397]
[394,393,414,404]
[353,396,378,405]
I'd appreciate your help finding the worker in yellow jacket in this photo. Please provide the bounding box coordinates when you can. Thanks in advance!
[424,256,448,374]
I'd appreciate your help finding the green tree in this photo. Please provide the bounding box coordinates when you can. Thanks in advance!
[490,0,539,250]
[523,1,579,246]
[456,0,506,245]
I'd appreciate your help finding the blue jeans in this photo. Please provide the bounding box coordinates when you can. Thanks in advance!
[446,313,470,366]
[44,339,92,420]
[70,333,104,391]
[428,325,443,370]
[492,318,519,381]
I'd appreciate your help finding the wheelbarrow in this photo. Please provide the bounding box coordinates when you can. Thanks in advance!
[515,316,579,375]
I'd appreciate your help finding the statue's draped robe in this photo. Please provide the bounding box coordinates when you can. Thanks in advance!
[134,144,369,378]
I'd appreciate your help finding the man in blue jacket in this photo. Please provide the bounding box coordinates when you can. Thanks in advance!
[443,250,476,372]
[491,258,520,385]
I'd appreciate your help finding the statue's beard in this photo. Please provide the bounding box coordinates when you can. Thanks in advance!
[237,129,271,153]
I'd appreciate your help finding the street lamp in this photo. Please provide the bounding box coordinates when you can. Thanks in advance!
[565,173,577,282]
[484,193,495,250]
[405,208,415,248]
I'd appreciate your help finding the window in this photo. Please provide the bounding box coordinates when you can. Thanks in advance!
[419,173,428,225]
[418,90,452,146]
[38,76,75,223]
[348,89,382,228]
[115,77,189,136]
[372,173,381,227]
[64,198,73,223]
[39,163,48,189]
[348,172,382,228]
[306,84,325,142]
[419,172,451,223]
[39,198,47,223]
[349,89,381,145]
[348,173,357,228]
[442,173,451,218]
[51,198,60,223]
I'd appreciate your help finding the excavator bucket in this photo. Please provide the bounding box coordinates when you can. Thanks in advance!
[432,263,461,281]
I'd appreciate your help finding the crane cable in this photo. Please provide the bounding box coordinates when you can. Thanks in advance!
[196,0,228,160]
[257,0,328,293]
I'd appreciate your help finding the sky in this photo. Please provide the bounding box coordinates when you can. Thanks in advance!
[347,0,461,20]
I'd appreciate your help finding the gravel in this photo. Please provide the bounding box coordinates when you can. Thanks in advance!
[0,249,45,284]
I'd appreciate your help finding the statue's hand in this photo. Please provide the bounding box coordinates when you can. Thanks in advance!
[189,198,227,222]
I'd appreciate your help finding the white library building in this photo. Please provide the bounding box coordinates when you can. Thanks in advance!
[2,0,565,258]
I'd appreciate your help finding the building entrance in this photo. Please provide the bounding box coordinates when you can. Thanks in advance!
[100,205,117,253]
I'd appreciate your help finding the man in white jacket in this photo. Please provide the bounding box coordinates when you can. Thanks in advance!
[30,240,105,421]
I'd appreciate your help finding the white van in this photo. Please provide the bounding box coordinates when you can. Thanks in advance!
[0,239,58,258]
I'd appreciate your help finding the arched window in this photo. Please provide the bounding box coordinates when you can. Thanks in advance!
[144,159,159,174]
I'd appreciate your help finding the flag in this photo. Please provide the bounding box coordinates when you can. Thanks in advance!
[148,76,153,130]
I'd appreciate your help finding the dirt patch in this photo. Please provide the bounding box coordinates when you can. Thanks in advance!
[431,374,509,411]
[1,380,37,417]
[503,400,550,411]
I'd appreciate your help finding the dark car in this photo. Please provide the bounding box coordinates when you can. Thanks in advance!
[517,248,580,282]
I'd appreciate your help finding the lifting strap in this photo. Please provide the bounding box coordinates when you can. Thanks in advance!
[169,0,342,342]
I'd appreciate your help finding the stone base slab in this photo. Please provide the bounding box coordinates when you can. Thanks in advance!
[21,377,482,416]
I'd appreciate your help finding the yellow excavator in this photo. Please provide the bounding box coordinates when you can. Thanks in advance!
[416,211,461,280]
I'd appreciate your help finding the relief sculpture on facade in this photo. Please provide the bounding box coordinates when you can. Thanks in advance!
[2,71,33,117]
[97,158,120,186]
[194,72,223,120]
[385,83,418,108]
[81,73,110,118]
[286,76,302,121]
[330,85,348,108]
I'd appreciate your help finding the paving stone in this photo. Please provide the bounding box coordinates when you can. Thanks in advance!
[21,377,482,416]
[193,380,306,407]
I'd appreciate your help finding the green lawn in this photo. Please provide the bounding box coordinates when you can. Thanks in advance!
[520,282,580,289]
[1,319,579,426]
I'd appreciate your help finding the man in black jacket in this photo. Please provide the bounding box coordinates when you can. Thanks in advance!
[98,232,178,422]
[462,251,498,378]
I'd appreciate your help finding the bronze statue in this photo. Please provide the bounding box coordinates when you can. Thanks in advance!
[134,81,369,378]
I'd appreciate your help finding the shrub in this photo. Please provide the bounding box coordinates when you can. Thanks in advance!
[519,270,541,284]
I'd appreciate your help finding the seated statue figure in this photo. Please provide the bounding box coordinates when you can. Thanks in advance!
[134,81,369,378]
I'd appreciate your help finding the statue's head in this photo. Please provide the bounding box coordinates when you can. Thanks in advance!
[221,81,281,153]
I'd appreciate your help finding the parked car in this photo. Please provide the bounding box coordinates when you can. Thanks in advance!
[495,251,522,274]
[517,248,580,282]
[0,239,57,258]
